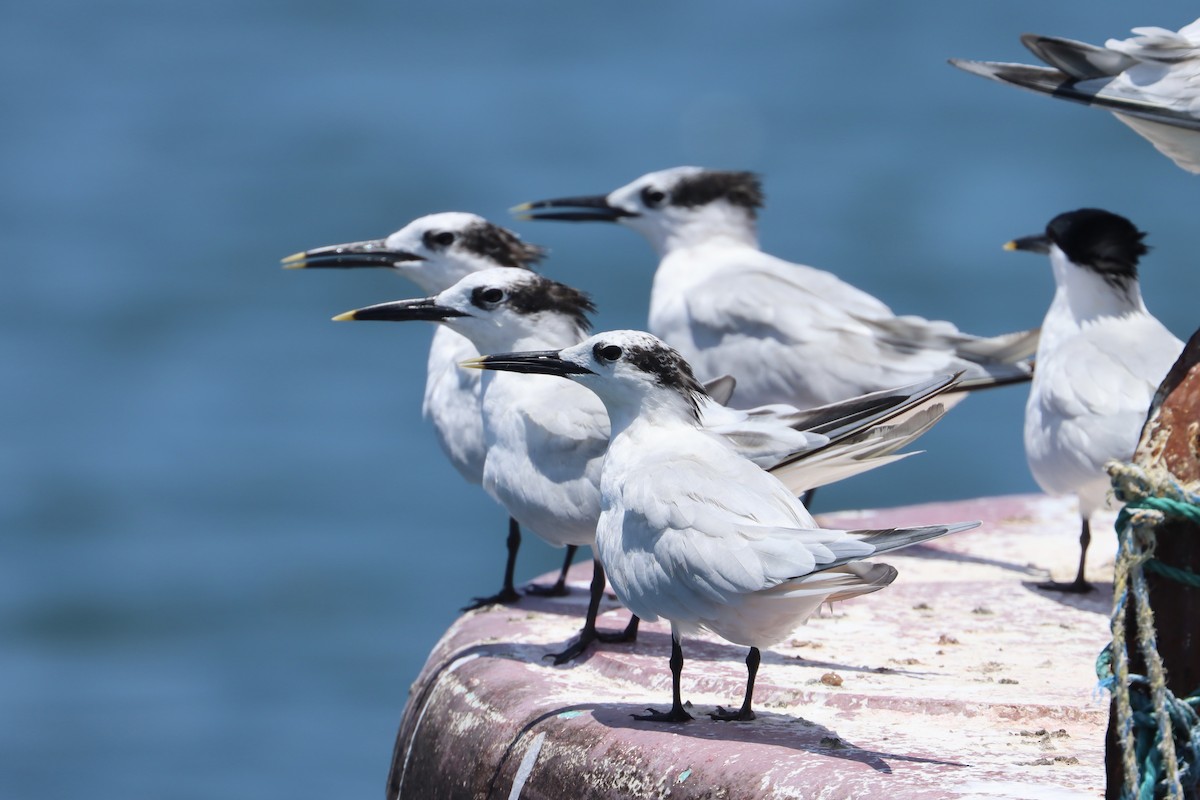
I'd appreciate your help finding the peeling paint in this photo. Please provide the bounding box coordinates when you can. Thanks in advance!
[507,731,545,799]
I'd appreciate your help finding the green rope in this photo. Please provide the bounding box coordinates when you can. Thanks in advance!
[1146,560,1200,589]
[1103,462,1200,800]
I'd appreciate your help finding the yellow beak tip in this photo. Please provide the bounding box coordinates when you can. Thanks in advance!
[331,311,357,322]
[1002,241,1018,251]
[281,252,308,268]
[459,357,486,370]
[509,202,533,213]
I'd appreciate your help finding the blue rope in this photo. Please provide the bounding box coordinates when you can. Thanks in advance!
[1097,648,1200,800]
[1104,464,1200,800]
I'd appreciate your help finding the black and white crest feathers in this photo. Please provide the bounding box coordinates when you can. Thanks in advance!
[625,343,709,419]
[436,222,547,269]
[486,275,595,333]
[1047,208,1147,287]
[670,171,764,217]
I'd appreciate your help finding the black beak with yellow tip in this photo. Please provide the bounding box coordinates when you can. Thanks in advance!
[332,297,467,323]
[511,195,635,223]
[460,350,594,377]
[1004,234,1051,254]
[282,239,424,270]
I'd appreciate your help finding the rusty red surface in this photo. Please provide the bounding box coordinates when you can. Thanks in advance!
[388,494,1112,799]
[1135,327,1200,487]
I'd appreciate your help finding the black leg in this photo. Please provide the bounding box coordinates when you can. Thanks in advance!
[526,545,578,597]
[711,647,760,721]
[462,517,524,611]
[634,636,693,723]
[1038,515,1095,594]
[547,558,638,664]
[615,615,640,641]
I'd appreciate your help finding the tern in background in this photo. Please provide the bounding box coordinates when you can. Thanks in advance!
[337,268,960,662]
[1007,209,1183,592]
[283,212,580,608]
[515,167,1037,410]
[952,18,1200,174]
[466,330,978,722]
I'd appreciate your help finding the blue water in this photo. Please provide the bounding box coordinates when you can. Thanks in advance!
[4,1,1196,797]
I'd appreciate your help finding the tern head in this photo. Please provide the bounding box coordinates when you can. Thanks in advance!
[333,267,595,354]
[282,212,545,295]
[1005,208,1148,293]
[464,330,710,425]
[516,167,763,255]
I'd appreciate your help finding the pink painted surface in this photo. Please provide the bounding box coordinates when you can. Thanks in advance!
[388,494,1113,799]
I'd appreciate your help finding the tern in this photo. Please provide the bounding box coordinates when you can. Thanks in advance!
[283,212,579,608]
[515,167,1038,410]
[951,18,1200,174]
[466,330,979,722]
[337,268,960,662]
[1007,208,1183,592]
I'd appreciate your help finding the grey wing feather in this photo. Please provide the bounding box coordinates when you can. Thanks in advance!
[949,58,1200,131]
[1021,34,1138,79]
[816,521,980,572]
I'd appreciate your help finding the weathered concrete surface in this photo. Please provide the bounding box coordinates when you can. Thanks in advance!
[389,494,1114,799]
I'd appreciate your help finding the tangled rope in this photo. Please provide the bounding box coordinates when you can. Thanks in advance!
[1100,462,1200,800]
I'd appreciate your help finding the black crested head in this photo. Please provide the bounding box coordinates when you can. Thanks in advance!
[1046,208,1148,287]
[670,171,764,217]
[481,275,595,333]
[433,221,546,268]
[625,341,709,419]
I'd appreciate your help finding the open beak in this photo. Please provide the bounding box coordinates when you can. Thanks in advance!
[1003,234,1051,254]
[281,239,424,269]
[460,350,594,376]
[332,297,466,322]
[511,194,635,223]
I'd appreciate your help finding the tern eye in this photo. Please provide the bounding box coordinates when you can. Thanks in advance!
[424,230,456,249]
[470,286,505,307]
[640,187,667,208]
[594,343,623,362]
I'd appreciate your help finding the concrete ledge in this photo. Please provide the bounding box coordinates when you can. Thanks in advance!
[388,494,1114,799]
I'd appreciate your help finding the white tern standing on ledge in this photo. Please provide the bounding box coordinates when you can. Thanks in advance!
[514,167,1037,410]
[283,213,580,609]
[1007,208,1183,593]
[335,269,961,663]
[951,19,1200,174]
[465,330,979,723]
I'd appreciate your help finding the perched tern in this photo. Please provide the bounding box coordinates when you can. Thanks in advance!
[467,330,979,722]
[283,213,580,608]
[515,167,1038,410]
[951,18,1200,174]
[1007,208,1183,592]
[337,268,960,662]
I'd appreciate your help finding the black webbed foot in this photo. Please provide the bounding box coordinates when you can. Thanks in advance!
[461,586,522,611]
[524,580,570,597]
[546,632,596,665]
[709,705,756,722]
[595,616,639,643]
[632,705,693,723]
